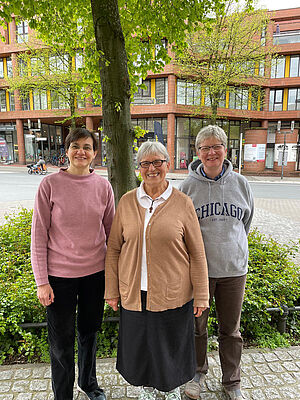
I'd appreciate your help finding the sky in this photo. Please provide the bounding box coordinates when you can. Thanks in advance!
[256,0,300,11]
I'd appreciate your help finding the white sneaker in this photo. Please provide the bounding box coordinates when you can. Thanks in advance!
[138,387,157,400]
[184,374,206,399]
[165,387,181,400]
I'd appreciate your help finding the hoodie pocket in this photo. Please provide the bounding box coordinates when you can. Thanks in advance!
[207,239,247,275]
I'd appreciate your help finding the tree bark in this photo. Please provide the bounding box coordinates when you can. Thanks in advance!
[91,0,137,203]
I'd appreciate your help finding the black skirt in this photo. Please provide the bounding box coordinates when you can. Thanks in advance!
[116,291,196,392]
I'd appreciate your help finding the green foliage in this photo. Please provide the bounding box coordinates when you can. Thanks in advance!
[207,229,300,348]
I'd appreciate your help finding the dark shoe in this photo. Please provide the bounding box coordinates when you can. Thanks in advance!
[223,387,245,400]
[77,385,106,400]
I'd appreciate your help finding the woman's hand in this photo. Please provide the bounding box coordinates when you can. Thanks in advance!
[106,298,120,311]
[37,284,54,307]
[194,306,207,318]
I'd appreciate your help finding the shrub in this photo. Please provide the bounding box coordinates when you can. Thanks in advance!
[207,229,300,348]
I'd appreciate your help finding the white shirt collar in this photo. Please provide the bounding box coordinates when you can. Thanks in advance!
[137,180,172,202]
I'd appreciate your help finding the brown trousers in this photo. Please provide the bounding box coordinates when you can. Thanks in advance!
[195,274,247,390]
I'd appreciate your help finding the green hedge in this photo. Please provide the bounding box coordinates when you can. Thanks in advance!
[0,209,299,364]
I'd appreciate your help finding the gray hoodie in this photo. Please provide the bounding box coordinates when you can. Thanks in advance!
[179,159,254,278]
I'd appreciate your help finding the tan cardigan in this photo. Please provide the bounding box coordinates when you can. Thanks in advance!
[105,188,209,312]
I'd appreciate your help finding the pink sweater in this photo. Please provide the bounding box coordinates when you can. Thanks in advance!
[31,169,115,286]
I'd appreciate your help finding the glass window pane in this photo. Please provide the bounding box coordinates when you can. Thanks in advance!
[276,57,285,78]
[176,117,189,137]
[155,78,166,104]
[177,79,186,105]
[269,90,274,111]
[290,56,299,77]
[288,89,296,110]
[0,90,7,111]
[190,118,202,137]
[176,138,189,169]
[6,57,13,77]
[275,89,283,103]
[271,59,276,78]
[0,59,3,79]
[186,82,194,105]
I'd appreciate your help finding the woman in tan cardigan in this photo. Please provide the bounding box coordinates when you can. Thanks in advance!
[105,141,209,400]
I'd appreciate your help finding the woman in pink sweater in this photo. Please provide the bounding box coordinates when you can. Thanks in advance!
[31,128,114,400]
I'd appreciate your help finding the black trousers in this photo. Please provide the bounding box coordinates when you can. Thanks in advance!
[47,271,105,400]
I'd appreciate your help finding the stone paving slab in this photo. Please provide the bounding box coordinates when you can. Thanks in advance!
[0,347,300,399]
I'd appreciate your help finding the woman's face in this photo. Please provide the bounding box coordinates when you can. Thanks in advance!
[139,153,170,188]
[66,137,97,171]
[197,136,226,171]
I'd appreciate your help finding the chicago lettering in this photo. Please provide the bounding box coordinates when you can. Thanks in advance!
[196,202,243,220]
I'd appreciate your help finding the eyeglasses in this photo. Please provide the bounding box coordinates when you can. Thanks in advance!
[198,144,224,153]
[139,159,167,168]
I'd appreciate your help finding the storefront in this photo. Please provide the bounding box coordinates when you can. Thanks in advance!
[0,123,17,163]
[23,122,63,163]
[175,118,255,170]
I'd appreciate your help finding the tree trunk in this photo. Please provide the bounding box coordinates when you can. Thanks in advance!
[69,92,76,129]
[91,0,137,204]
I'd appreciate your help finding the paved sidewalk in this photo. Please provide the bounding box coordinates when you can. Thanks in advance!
[0,347,300,399]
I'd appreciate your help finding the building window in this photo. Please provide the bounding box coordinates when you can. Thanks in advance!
[22,95,30,111]
[155,78,168,104]
[269,89,283,111]
[0,59,4,79]
[33,90,48,110]
[6,57,13,78]
[49,55,69,73]
[287,88,300,110]
[290,56,300,77]
[0,90,7,111]
[31,57,46,76]
[177,79,201,105]
[18,59,27,77]
[228,87,249,110]
[273,30,300,45]
[271,57,285,79]
[75,52,84,70]
[16,20,28,43]
[137,79,151,97]
[76,93,85,108]
[133,79,153,105]
[250,88,263,111]
[51,90,67,109]
[9,92,15,111]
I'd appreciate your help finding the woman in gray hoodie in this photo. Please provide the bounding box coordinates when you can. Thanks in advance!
[179,125,254,400]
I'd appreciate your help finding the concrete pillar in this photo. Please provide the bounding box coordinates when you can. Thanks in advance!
[168,74,176,105]
[16,119,25,164]
[243,128,268,173]
[86,116,94,131]
[167,113,175,171]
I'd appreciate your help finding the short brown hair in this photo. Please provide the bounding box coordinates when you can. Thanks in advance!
[65,128,98,152]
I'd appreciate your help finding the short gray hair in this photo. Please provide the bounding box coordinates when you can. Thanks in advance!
[195,125,228,151]
[137,141,170,164]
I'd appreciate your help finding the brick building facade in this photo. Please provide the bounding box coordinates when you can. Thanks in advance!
[0,7,300,174]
